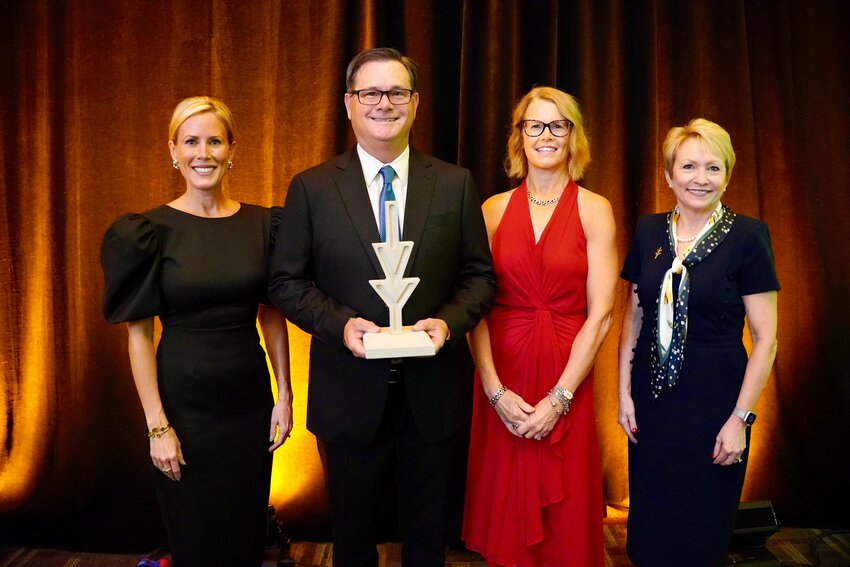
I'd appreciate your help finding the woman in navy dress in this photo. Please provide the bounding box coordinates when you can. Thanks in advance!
[101,97,292,566]
[618,119,779,566]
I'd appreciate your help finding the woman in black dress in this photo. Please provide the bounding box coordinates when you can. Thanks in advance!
[617,119,779,566]
[101,96,292,566]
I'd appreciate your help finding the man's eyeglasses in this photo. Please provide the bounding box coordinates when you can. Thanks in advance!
[350,89,415,105]
[521,119,573,137]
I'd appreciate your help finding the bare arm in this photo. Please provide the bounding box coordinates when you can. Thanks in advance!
[469,318,536,434]
[259,305,293,452]
[617,283,642,444]
[518,192,618,439]
[468,191,535,435]
[712,291,778,465]
[555,193,618,392]
[127,318,185,480]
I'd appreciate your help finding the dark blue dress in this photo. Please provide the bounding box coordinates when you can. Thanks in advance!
[621,212,779,567]
[101,204,278,567]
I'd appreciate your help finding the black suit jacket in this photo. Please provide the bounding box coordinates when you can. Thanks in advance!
[269,148,495,444]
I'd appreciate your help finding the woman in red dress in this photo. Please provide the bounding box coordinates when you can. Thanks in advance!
[463,87,617,566]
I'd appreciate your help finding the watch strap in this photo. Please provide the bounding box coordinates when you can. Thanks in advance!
[733,407,756,426]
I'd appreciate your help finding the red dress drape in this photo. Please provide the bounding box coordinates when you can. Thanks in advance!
[463,180,603,567]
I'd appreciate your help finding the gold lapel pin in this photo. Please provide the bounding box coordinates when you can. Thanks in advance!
[654,247,663,260]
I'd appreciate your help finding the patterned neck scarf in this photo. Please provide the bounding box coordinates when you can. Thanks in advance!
[650,202,735,398]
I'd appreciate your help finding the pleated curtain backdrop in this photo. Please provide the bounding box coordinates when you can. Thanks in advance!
[1,0,849,548]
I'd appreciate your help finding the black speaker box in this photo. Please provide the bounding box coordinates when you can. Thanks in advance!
[729,500,779,550]
[725,500,781,565]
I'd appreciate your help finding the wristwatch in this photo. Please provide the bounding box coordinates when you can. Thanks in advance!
[733,407,757,426]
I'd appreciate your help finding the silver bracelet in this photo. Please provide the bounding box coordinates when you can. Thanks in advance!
[547,394,563,416]
[548,385,574,414]
[551,385,574,401]
[489,386,507,407]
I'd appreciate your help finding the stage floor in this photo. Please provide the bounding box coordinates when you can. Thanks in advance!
[1,526,848,566]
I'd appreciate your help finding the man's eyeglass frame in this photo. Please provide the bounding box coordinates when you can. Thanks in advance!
[349,89,415,105]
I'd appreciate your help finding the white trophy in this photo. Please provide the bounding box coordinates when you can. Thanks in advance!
[362,201,436,359]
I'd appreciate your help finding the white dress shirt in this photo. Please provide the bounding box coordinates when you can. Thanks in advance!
[356,144,410,237]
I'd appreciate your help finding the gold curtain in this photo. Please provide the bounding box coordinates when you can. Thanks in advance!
[2,0,849,545]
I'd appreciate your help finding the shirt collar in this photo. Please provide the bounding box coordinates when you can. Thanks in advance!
[356,144,410,187]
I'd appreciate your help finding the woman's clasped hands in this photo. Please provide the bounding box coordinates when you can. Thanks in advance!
[492,387,562,441]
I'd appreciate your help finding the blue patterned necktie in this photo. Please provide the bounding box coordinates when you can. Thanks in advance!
[378,165,396,241]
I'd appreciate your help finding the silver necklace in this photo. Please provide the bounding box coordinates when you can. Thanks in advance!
[675,233,698,243]
[527,189,560,206]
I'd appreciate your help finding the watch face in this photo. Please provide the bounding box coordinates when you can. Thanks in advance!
[745,412,757,426]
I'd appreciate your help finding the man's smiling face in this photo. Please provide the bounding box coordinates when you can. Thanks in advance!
[344,60,419,160]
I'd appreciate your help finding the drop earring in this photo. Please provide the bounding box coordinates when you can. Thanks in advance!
[227,160,234,170]
[172,160,180,170]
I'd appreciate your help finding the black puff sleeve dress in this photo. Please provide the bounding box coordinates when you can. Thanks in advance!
[101,204,280,566]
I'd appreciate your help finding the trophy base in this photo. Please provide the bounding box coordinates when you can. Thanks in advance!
[363,327,436,359]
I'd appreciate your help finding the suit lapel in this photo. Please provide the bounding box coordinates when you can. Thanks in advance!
[403,151,436,276]
[333,149,383,276]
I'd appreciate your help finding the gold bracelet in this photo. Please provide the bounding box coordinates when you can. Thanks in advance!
[147,424,171,439]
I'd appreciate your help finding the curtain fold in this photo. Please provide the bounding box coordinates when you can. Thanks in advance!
[1,0,848,544]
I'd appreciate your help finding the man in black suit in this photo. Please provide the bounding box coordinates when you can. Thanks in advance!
[269,48,495,566]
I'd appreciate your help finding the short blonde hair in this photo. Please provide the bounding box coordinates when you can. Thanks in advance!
[663,118,736,183]
[505,86,591,181]
[168,96,235,143]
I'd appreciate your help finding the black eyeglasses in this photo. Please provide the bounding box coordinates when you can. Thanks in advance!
[349,89,415,105]
[521,119,573,137]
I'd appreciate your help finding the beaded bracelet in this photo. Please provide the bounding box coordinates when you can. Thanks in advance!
[489,386,507,407]
[147,424,171,439]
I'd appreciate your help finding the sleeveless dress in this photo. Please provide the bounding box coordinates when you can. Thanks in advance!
[463,180,603,567]
[621,212,779,566]
[100,204,279,567]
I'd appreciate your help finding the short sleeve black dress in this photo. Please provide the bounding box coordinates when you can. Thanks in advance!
[621,211,779,567]
[101,203,279,566]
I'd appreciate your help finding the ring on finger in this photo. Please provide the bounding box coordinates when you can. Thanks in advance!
[511,424,518,431]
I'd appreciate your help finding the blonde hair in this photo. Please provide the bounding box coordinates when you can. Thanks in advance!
[168,96,235,143]
[505,86,591,181]
[663,118,736,182]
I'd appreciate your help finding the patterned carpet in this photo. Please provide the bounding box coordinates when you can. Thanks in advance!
[1,527,848,566]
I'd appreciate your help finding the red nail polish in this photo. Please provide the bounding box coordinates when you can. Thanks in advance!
[711,453,716,459]
[631,427,637,433]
